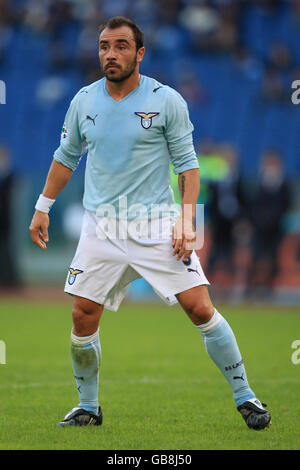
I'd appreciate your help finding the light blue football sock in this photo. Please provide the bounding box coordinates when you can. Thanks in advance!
[196,309,255,406]
[71,328,101,415]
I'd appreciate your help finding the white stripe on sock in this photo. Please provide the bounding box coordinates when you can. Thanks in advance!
[196,309,222,332]
[71,328,99,345]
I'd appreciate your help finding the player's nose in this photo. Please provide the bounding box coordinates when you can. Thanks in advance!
[106,47,118,60]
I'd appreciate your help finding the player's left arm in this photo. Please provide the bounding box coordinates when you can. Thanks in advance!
[164,89,200,261]
[172,168,200,261]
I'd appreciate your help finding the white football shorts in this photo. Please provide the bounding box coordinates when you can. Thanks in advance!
[64,210,209,311]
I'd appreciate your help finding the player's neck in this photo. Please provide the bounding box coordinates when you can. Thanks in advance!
[105,70,141,102]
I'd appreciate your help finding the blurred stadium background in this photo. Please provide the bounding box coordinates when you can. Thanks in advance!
[0,0,300,306]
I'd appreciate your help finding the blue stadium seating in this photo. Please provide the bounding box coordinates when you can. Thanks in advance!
[0,2,299,178]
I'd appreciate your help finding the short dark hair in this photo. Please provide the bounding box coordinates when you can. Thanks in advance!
[98,16,144,51]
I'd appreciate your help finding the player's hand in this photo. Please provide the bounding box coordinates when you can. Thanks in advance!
[29,210,50,250]
[172,216,196,261]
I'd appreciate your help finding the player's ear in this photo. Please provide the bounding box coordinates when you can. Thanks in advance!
[137,47,145,63]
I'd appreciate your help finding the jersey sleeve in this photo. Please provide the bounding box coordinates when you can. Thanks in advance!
[164,90,199,175]
[53,93,87,171]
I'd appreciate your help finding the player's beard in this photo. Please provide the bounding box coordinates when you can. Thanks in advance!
[103,53,137,83]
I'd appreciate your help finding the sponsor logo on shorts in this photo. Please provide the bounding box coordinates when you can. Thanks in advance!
[182,257,201,276]
[187,267,201,277]
[68,268,83,285]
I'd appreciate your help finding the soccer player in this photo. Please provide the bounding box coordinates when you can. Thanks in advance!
[29,16,271,430]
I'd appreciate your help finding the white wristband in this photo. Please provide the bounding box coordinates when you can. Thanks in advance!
[35,194,56,214]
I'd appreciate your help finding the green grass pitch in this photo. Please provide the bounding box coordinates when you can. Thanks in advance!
[0,297,299,450]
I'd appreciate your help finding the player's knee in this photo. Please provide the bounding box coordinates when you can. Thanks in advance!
[72,305,85,324]
[186,300,214,325]
[72,298,102,335]
[72,305,88,332]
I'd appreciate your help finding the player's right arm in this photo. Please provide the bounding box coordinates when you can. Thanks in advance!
[29,161,73,249]
[29,89,87,250]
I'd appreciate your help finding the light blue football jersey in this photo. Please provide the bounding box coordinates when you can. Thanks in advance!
[54,75,199,219]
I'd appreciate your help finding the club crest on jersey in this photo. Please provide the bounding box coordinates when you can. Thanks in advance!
[68,268,83,285]
[135,112,159,129]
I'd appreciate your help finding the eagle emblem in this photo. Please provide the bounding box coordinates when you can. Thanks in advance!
[135,112,159,129]
[68,268,83,285]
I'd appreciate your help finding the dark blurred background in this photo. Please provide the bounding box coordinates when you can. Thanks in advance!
[0,0,299,305]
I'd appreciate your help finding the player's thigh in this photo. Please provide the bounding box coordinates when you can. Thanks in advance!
[176,285,214,325]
